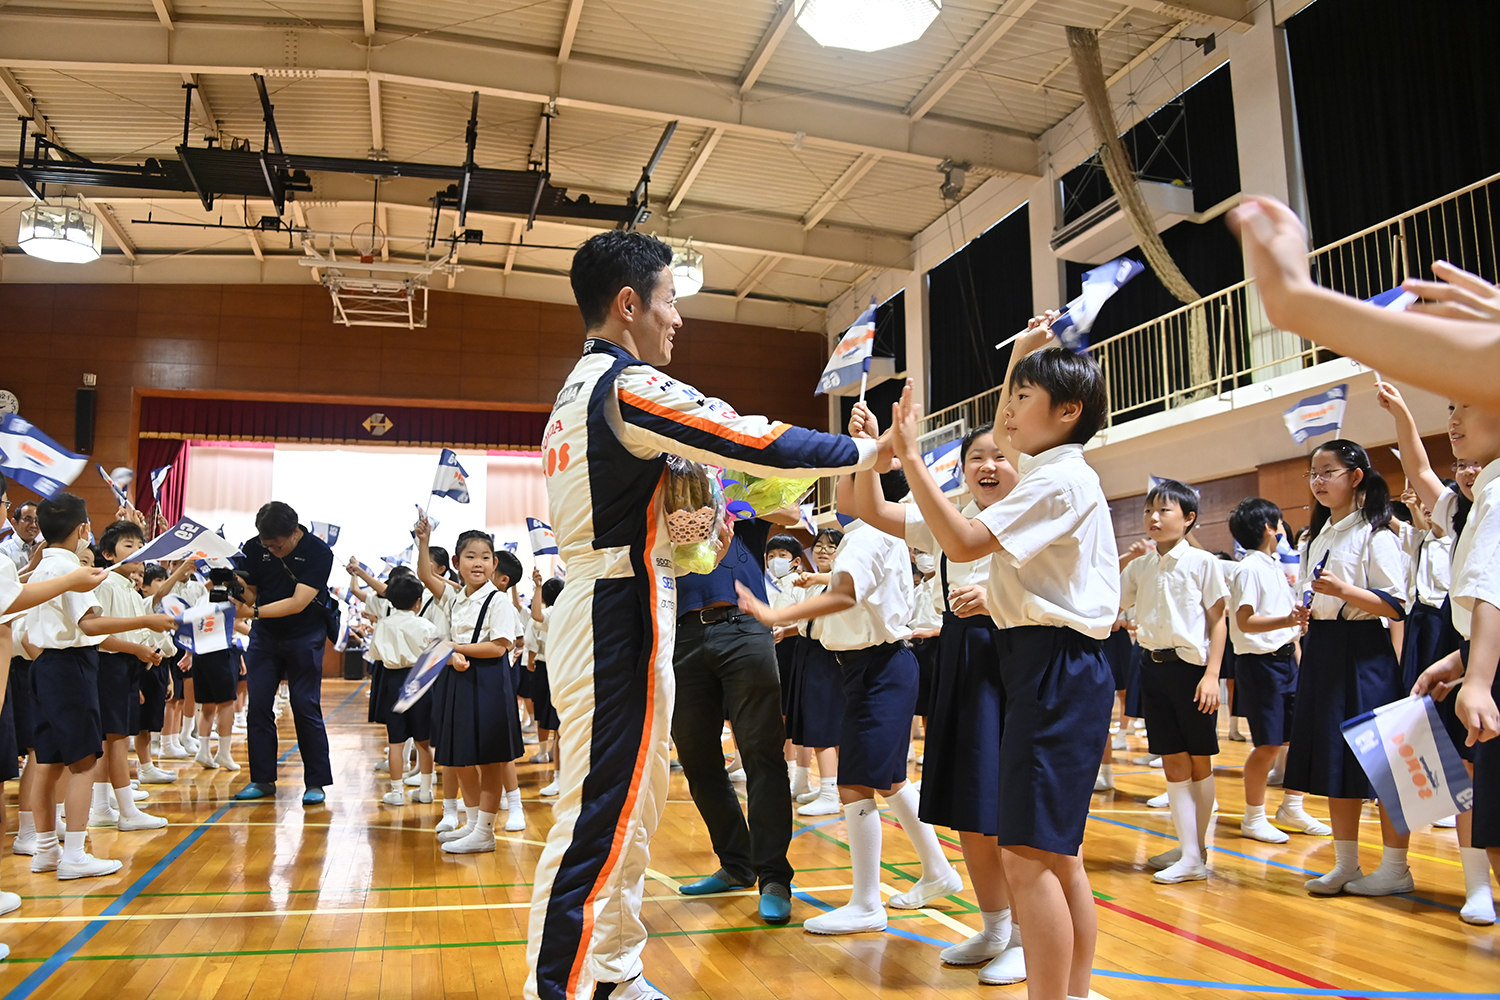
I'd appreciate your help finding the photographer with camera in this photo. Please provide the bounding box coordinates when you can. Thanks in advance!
[190,565,248,773]
[229,502,336,804]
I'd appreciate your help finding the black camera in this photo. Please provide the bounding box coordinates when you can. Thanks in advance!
[207,566,245,604]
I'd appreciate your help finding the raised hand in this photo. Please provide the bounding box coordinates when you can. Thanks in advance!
[1227,196,1315,326]
[1374,380,1408,414]
[1404,260,1500,323]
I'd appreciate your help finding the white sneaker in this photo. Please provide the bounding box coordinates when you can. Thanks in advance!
[58,853,123,880]
[976,933,1027,985]
[413,788,434,804]
[130,787,149,801]
[232,713,247,733]
[1266,768,1284,787]
[382,790,407,806]
[31,844,60,873]
[437,824,475,844]
[88,807,120,829]
[727,769,746,783]
[797,792,841,817]
[1275,803,1333,836]
[939,931,1004,966]
[441,828,496,854]
[159,738,190,760]
[540,779,560,797]
[12,831,37,856]
[182,735,200,754]
[1147,792,1169,808]
[214,749,241,772]
[505,807,526,832]
[1306,866,1363,895]
[0,889,20,915]
[803,903,886,935]
[139,764,178,784]
[795,788,822,805]
[523,733,540,745]
[888,869,963,909]
[435,814,460,834]
[1462,888,1496,926]
[195,743,217,769]
[614,976,670,1000]
[1345,867,1415,897]
[1111,733,1128,751]
[1148,847,1181,871]
[1148,756,1163,768]
[404,773,423,787]
[117,811,168,831]
[1153,858,1209,884]
[1094,770,1114,792]
[1240,816,1290,844]
[374,759,390,773]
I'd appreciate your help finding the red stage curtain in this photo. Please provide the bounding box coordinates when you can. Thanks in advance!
[134,439,188,525]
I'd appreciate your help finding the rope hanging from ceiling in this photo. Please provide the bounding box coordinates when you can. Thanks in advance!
[1065,25,1200,306]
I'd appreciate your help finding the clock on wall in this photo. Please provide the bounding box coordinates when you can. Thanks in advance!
[0,390,18,416]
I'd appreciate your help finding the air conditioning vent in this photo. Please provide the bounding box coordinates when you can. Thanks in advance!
[1050,180,1195,263]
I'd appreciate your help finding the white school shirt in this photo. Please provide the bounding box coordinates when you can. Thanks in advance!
[767,573,805,611]
[172,578,210,608]
[417,582,453,634]
[1229,549,1300,655]
[1118,543,1228,665]
[1449,460,1500,640]
[906,501,992,616]
[816,525,914,652]
[23,549,105,649]
[0,559,21,622]
[974,444,1120,639]
[1401,528,1453,610]
[372,609,440,670]
[1301,511,1409,621]
[444,581,519,648]
[523,607,551,659]
[96,571,152,646]
[910,575,943,631]
[366,593,392,621]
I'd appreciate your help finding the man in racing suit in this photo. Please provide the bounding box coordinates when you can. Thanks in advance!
[525,231,888,1000]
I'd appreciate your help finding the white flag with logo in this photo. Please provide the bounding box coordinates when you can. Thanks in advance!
[124,518,244,564]
[160,595,236,655]
[0,415,88,500]
[1341,695,1473,835]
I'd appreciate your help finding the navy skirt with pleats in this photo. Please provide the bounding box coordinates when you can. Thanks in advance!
[786,638,845,747]
[918,612,1003,835]
[432,654,524,767]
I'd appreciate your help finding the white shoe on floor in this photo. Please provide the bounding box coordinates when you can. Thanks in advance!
[614,976,670,1000]
[413,789,434,804]
[1461,889,1496,926]
[195,744,217,769]
[1148,847,1181,871]
[30,844,60,873]
[1148,756,1163,768]
[540,780,560,797]
[803,903,886,935]
[182,735,200,754]
[374,759,389,773]
[505,807,526,832]
[727,768,746,783]
[1240,817,1290,844]
[0,890,20,916]
[1094,770,1114,792]
[1111,733,1128,751]
[130,787,149,801]
[58,853,123,880]
[118,811,168,831]
[977,933,1027,985]
[1305,866,1363,895]
[214,749,241,772]
[939,931,1004,966]
[795,789,821,805]
[888,868,963,909]
[1147,792,1169,808]
[88,807,119,829]
[797,792,841,817]
[1266,768,1284,787]
[1153,859,1209,884]
[139,764,178,784]
[1344,867,1414,897]
[404,774,423,787]
[159,739,189,760]
[435,815,460,834]
[12,831,37,856]
[437,824,475,844]
[1275,803,1333,836]
[383,790,406,806]
[523,733,540,745]
[441,828,496,854]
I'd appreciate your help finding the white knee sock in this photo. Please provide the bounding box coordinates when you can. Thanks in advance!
[844,798,883,912]
[884,784,953,881]
[17,812,35,839]
[114,786,142,819]
[421,773,435,795]
[1165,780,1201,865]
[1244,803,1267,824]
[1461,846,1496,919]
[1190,775,1215,853]
[506,788,521,811]
[980,907,1012,943]
[442,798,459,823]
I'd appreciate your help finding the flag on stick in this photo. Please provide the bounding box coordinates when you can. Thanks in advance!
[124,518,243,564]
[431,449,471,503]
[816,300,877,398]
[0,415,88,499]
[392,641,457,713]
[527,517,558,556]
[1283,384,1348,444]
[1342,695,1474,835]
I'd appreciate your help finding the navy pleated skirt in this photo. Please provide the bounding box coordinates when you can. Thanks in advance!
[432,655,524,767]
[1411,598,1472,762]
[786,638,845,747]
[918,612,1003,835]
[1285,618,1404,798]
[775,635,800,716]
[513,650,530,699]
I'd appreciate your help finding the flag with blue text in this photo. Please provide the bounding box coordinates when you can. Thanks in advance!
[124,518,243,564]
[431,449,471,503]
[1283,384,1348,444]
[527,517,558,556]
[1342,695,1474,835]
[922,439,963,493]
[0,415,88,500]
[815,301,877,395]
[1049,257,1145,350]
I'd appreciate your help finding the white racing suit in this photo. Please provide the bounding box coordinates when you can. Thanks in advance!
[525,337,876,1000]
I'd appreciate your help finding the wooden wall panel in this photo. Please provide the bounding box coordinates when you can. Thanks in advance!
[1,283,829,516]
[1111,471,1258,556]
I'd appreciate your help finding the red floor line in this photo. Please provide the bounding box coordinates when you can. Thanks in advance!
[1096,898,1365,999]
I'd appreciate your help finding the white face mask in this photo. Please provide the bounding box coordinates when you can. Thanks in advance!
[768,556,793,578]
[75,537,92,559]
[913,552,935,575]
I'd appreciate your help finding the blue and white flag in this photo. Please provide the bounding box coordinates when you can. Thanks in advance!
[0,415,88,500]
[1276,531,1300,568]
[527,517,558,556]
[431,449,471,503]
[798,503,818,535]
[501,541,519,553]
[922,439,963,493]
[382,544,415,569]
[1367,286,1418,312]
[1282,384,1348,444]
[124,518,243,564]
[148,465,172,500]
[310,521,341,547]
[816,300,877,396]
[97,464,128,505]
[160,594,236,655]
[1302,550,1329,608]
[392,640,457,713]
[1049,256,1145,350]
[1342,695,1474,835]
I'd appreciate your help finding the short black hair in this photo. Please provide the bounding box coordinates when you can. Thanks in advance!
[385,575,424,612]
[1009,348,1108,444]
[454,529,494,560]
[766,533,805,562]
[1228,497,1284,551]
[0,471,7,497]
[1145,478,1200,531]
[388,564,416,581]
[98,519,146,562]
[570,231,675,330]
[541,577,564,606]
[255,501,300,540]
[37,492,89,544]
[959,422,995,463]
[813,527,844,549]
[143,563,169,588]
[494,550,523,590]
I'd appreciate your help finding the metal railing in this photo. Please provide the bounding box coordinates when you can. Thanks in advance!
[918,170,1500,437]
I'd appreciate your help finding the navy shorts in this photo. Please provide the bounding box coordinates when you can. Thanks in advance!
[1141,652,1219,757]
[192,649,236,704]
[379,666,433,745]
[10,657,34,754]
[530,660,561,732]
[1233,647,1296,746]
[995,625,1113,855]
[134,660,167,734]
[919,612,1003,835]
[32,647,104,766]
[167,652,187,701]
[0,686,17,781]
[775,636,799,717]
[97,650,135,738]
[1103,627,1138,692]
[835,642,918,791]
[1474,672,1500,849]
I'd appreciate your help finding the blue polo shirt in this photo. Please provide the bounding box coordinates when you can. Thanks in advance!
[677,519,772,614]
[234,525,334,638]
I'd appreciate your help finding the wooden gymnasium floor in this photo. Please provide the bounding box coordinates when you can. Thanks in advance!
[0,678,1491,999]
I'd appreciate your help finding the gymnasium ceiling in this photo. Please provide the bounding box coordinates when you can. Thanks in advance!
[0,0,1244,317]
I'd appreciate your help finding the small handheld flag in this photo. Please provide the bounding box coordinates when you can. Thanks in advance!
[1341,695,1474,835]
[160,595,236,655]
[1282,384,1348,444]
[392,640,457,713]
[431,449,471,504]
[382,544,415,569]
[1303,551,1330,608]
[124,518,244,564]
[996,256,1144,353]
[816,300,877,399]
[149,465,173,500]
[1367,286,1419,312]
[310,521,341,548]
[527,517,558,556]
[798,503,818,536]
[0,415,88,500]
[501,540,519,552]
[921,439,963,494]
[97,464,128,505]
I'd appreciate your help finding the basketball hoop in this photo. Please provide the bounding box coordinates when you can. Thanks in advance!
[351,221,386,264]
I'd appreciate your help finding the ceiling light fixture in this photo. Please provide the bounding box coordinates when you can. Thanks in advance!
[18,198,103,264]
[671,241,704,297]
[794,0,941,53]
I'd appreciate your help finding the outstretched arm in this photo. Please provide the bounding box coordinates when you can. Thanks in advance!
[889,381,1000,562]
[413,519,447,601]
[1376,381,1447,511]
[1,566,108,617]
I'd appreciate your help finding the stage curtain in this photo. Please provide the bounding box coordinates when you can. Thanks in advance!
[183,443,274,544]
[486,453,550,554]
[134,439,189,525]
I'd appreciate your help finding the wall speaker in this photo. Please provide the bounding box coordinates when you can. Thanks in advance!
[75,387,96,454]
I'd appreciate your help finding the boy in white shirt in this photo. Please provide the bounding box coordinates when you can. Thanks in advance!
[24,494,172,880]
[1120,480,1228,884]
[888,316,1118,1000]
[738,520,961,935]
[371,575,443,806]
